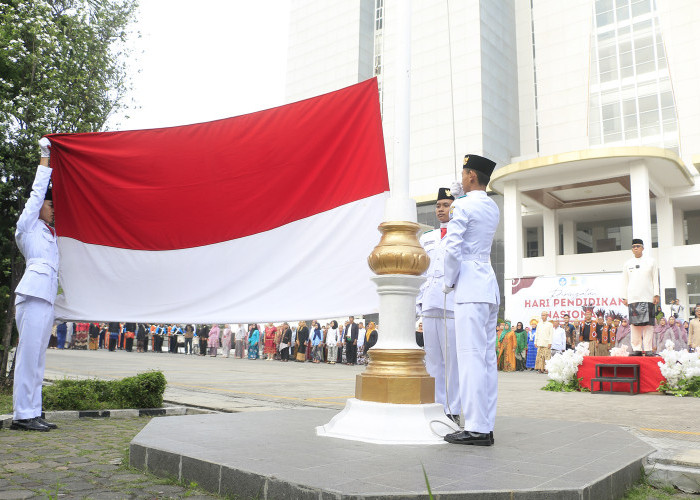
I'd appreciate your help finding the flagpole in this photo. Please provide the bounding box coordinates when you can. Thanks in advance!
[317,1,456,444]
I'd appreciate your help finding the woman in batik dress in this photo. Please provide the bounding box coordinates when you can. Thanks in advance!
[526,319,538,370]
[513,322,528,371]
[208,324,220,357]
[248,324,260,359]
[221,324,232,358]
[497,321,517,372]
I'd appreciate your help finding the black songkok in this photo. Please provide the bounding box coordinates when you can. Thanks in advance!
[463,154,496,177]
[632,238,644,246]
[437,187,454,201]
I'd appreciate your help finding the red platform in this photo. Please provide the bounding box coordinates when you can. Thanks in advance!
[577,356,666,393]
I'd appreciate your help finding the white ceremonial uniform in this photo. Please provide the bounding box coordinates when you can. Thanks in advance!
[621,254,659,351]
[416,223,460,415]
[13,165,59,420]
[444,191,500,434]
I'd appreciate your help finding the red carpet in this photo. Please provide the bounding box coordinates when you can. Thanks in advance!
[577,356,666,393]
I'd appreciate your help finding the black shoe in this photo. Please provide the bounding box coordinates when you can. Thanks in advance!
[10,418,50,432]
[444,430,492,446]
[630,351,643,357]
[36,417,58,429]
[490,431,495,445]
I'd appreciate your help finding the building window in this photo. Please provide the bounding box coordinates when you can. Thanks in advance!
[373,0,384,114]
[588,0,679,153]
[417,202,439,229]
[526,227,540,257]
[687,274,700,313]
[684,210,700,245]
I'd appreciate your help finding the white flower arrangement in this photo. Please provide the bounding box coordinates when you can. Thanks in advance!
[657,339,700,391]
[545,342,588,385]
[609,345,630,357]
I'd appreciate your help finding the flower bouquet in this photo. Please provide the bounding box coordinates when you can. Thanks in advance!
[542,343,589,392]
[657,340,700,397]
[609,345,630,357]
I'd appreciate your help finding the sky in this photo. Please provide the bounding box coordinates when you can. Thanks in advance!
[109,0,292,131]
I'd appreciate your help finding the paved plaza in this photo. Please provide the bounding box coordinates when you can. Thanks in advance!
[41,349,700,441]
[0,348,698,498]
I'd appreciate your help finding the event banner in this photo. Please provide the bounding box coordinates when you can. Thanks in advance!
[48,78,389,323]
[507,273,627,324]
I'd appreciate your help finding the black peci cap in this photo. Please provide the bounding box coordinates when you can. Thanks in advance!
[632,238,644,246]
[437,187,454,201]
[463,154,496,177]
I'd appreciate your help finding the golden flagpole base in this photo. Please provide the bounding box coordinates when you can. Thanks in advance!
[356,349,434,404]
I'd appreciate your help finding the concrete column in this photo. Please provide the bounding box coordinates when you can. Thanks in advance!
[504,180,523,279]
[629,162,652,248]
[672,207,684,246]
[543,208,558,274]
[562,219,575,255]
[656,196,674,250]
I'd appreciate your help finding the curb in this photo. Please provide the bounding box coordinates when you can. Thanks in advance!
[0,405,216,430]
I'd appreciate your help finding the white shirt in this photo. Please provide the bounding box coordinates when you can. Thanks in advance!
[326,327,339,347]
[535,320,553,347]
[15,165,59,304]
[357,328,366,347]
[444,191,500,305]
[417,222,454,314]
[621,255,659,303]
[234,325,247,341]
[551,327,566,351]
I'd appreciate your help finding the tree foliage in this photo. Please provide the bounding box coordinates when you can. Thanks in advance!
[0,0,138,380]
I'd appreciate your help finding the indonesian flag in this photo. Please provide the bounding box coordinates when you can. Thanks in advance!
[49,79,389,323]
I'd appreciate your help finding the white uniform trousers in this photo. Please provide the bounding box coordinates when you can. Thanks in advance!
[13,295,54,420]
[631,325,654,352]
[422,309,460,415]
[454,301,498,434]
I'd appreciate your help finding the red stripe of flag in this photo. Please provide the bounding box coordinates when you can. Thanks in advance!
[48,78,388,251]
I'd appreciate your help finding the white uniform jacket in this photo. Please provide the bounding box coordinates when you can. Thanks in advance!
[620,255,659,304]
[443,191,500,305]
[15,165,59,304]
[416,225,454,314]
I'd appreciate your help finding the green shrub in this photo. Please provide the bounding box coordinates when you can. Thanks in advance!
[42,371,167,411]
[113,371,167,409]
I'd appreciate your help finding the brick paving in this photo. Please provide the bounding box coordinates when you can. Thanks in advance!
[0,417,216,499]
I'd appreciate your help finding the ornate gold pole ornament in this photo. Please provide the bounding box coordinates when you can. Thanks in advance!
[367,221,429,275]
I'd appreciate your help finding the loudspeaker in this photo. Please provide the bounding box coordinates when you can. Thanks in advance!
[665,288,677,304]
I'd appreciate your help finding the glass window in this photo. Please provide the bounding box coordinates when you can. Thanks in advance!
[638,95,658,113]
[631,0,651,17]
[616,3,630,21]
[597,10,615,27]
[659,91,674,108]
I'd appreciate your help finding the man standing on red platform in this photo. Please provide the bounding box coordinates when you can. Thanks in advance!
[620,238,659,356]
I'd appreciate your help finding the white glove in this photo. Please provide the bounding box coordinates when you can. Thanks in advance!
[416,304,422,317]
[442,284,454,294]
[39,137,51,158]
[450,180,463,198]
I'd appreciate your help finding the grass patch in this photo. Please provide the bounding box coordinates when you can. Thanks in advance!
[42,371,166,411]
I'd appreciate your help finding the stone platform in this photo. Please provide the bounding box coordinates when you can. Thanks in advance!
[130,408,654,499]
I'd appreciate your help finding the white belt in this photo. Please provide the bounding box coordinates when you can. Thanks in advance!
[463,253,490,263]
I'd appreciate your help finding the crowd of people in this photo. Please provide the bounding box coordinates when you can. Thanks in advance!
[47,317,381,365]
[495,304,699,374]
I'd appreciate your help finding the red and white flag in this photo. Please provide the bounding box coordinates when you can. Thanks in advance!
[49,79,389,323]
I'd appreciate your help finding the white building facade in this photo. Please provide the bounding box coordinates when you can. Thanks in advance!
[286,0,700,320]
